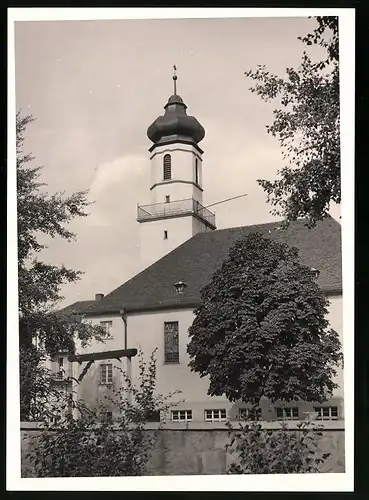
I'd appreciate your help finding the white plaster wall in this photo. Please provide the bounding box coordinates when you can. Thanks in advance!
[73,315,128,409]
[127,309,225,408]
[326,295,344,398]
[150,182,203,205]
[139,216,199,269]
[75,315,124,354]
[74,296,343,420]
[149,144,203,200]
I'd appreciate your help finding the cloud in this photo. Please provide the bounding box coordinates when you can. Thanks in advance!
[86,154,147,227]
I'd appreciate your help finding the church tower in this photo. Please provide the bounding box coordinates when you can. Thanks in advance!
[137,69,216,268]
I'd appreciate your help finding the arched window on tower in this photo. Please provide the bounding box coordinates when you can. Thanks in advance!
[195,158,199,185]
[163,154,172,180]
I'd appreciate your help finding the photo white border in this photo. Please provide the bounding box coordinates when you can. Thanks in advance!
[7,7,355,492]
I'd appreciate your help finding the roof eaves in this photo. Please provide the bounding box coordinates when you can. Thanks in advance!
[83,298,200,317]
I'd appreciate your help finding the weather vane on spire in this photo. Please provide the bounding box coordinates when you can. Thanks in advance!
[173,65,178,95]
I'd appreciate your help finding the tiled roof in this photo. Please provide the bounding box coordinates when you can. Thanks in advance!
[61,300,96,314]
[82,216,342,316]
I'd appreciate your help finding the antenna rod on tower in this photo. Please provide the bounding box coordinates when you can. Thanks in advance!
[205,193,248,209]
[173,65,178,94]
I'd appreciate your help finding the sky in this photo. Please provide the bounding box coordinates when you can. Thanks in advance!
[14,16,340,308]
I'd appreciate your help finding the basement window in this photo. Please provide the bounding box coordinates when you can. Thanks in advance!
[164,230,168,240]
[204,409,227,422]
[100,411,113,423]
[145,410,161,422]
[100,363,113,385]
[172,410,192,422]
[239,408,262,421]
[314,406,338,420]
[276,407,299,420]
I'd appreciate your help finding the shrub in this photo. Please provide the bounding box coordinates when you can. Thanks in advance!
[26,350,180,477]
[226,420,331,474]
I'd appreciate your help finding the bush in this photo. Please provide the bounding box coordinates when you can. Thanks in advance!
[20,345,69,422]
[26,350,181,477]
[226,420,331,474]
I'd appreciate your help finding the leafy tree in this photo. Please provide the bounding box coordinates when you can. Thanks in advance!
[226,421,332,474]
[187,232,342,407]
[17,113,107,419]
[245,16,339,227]
[19,345,66,422]
[25,351,181,477]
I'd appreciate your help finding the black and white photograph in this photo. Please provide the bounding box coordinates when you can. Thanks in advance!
[7,8,354,491]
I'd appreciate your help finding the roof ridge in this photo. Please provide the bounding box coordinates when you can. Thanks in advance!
[206,214,337,235]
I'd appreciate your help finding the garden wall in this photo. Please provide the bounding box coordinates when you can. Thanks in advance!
[21,421,345,477]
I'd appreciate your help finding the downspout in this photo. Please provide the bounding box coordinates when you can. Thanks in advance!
[120,309,132,403]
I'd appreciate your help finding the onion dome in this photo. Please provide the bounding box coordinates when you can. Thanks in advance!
[147,67,205,148]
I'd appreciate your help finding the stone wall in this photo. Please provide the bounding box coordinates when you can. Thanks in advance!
[21,421,345,477]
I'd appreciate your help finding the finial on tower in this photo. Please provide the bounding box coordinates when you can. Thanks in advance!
[173,65,178,95]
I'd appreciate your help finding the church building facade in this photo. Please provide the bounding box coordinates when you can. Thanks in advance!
[58,76,343,424]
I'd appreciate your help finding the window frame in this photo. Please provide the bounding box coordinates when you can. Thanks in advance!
[195,158,199,185]
[239,407,262,421]
[100,320,113,339]
[204,409,227,422]
[275,407,299,420]
[314,406,339,420]
[100,363,113,385]
[163,154,172,180]
[100,411,113,423]
[171,410,193,422]
[164,321,180,364]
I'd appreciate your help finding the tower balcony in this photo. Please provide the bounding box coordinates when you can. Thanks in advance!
[137,198,216,229]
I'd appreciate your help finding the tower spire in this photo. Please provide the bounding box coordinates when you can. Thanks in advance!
[173,65,178,95]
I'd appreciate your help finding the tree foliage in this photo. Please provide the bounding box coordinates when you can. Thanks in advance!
[19,345,70,422]
[25,351,180,477]
[17,112,107,419]
[245,16,339,227]
[187,232,342,405]
[226,421,331,474]
[17,112,106,352]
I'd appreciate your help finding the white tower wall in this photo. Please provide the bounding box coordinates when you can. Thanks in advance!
[149,144,203,204]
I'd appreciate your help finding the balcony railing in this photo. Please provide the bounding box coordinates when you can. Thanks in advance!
[137,198,216,228]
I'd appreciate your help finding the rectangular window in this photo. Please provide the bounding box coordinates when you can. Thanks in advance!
[100,363,113,385]
[204,409,227,422]
[171,410,192,422]
[145,410,161,422]
[164,230,168,240]
[100,411,113,423]
[239,408,262,421]
[195,158,199,185]
[276,407,299,420]
[164,321,179,363]
[314,406,338,420]
[53,356,66,379]
[100,320,113,338]
[165,195,170,203]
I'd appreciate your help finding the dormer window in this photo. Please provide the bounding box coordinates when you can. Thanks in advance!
[163,154,172,180]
